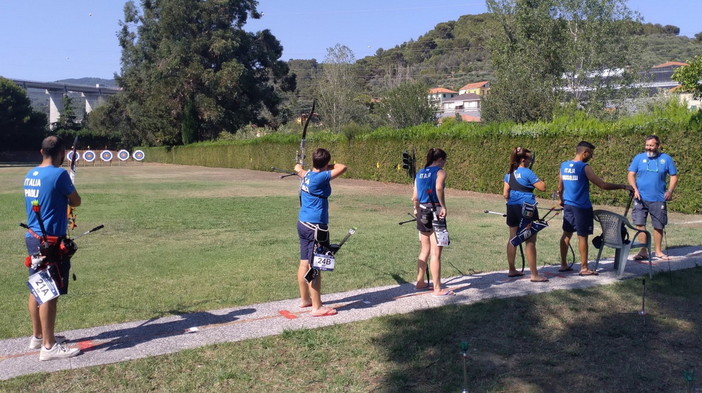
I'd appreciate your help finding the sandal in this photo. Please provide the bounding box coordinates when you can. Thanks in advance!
[311,307,337,317]
[578,269,599,276]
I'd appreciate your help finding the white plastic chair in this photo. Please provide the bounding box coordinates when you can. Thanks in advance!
[593,209,653,279]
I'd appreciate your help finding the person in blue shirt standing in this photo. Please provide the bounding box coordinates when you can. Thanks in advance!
[627,135,678,260]
[412,148,454,296]
[503,147,548,282]
[558,141,631,276]
[295,148,347,317]
[23,136,82,361]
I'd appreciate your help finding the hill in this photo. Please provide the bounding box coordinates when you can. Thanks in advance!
[290,14,702,104]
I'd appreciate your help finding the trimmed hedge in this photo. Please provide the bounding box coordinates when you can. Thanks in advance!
[141,106,702,214]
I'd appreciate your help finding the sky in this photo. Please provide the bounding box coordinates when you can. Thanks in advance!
[1,0,700,82]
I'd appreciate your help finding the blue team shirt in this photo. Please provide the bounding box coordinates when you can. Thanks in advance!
[560,160,591,208]
[628,152,677,202]
[298,170,332,224]
[415,166,443,205]
[503,167,540,205]
[24,166,75,237]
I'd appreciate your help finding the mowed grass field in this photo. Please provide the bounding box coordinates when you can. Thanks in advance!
[1,163,701,392]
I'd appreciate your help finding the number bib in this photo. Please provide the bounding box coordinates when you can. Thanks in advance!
[27,269,60,305]
[313,252,336,271]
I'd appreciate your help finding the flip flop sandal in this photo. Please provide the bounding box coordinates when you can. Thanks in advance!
[633,254,649,261]
[432,289,455,297]
[578,270,599,276]
[311,308,337,317]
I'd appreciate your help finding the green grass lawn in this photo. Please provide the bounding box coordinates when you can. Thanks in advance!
[1,164,700,392]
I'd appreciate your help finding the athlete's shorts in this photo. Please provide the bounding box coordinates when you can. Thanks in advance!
[416,205,443,233]
[297,221,328,261]
[506,204,540,228]
[26,236,70,295]
[631,200,667,229]
[562,205,593,237]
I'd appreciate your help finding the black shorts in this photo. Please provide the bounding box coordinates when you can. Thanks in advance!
[26,236,71,295]
[505,204,540,228]
[416,206,443,233]
[562,205,593,237]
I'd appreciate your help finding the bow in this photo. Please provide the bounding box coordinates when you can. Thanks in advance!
[270,99,316,180]
[67,135,78,233]
[297,99,315,168]
[296,99,316,205]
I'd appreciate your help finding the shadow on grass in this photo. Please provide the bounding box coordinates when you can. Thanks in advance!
[374,268,702,393]
[72,308,256,352]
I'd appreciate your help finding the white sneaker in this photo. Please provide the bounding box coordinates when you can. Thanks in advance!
[29,335,66,350]
[39,342,81,361]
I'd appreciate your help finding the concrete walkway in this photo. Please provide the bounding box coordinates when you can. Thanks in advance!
[1,247,701,381]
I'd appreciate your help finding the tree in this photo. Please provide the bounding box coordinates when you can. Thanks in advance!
[672,55,702,99]
[378,81,436,128]
[316,44,366,133]
[662,24,680,35]
[695,32,702,42]
[482,0,565,123]
[54,95,81,131]
[113,0,295,145]
[287,59,321,116]
[483,0,641,122]
[0,77,47,151]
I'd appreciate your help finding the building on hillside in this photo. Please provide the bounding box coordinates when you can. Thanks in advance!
[427,87,458,111]
[645,61,701,111]
[438,93,482,122]
[458,81,490,96]
[644,61,688,94]
[560,61,699,112]
[441,93,481,112]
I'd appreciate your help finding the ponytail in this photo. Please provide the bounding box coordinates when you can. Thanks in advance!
[508,147,531,174]
[424,148,447,168]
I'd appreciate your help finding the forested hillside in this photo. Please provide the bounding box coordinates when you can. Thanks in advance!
[290,14,702,108]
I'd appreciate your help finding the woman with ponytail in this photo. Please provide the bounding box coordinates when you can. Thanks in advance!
[411,148,454,296]
[503,147,549,282]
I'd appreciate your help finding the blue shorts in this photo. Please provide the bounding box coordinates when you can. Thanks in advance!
[631,200,667,229]
[26,236,71,295]
[297,222,328,261]
[562,205,593,237]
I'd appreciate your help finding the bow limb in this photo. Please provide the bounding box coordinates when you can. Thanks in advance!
[67,135,79,232]
[296,99,315,206]
[297,99,315,167]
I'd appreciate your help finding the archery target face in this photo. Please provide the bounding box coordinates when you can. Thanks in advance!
[117,149,130,161]
[100,150,113,162]
[83,150,96,162]
[67,151,80,162]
